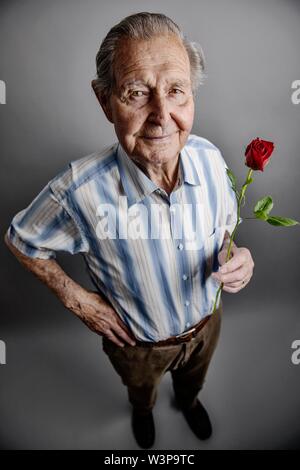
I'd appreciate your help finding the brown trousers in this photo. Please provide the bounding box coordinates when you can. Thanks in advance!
[102,303,222,413]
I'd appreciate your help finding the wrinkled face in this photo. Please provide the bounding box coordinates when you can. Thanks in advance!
[100,35,195,166]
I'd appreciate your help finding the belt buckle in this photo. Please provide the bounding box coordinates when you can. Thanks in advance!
[175,327,196,342]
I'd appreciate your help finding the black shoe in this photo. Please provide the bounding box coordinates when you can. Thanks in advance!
[181,399,212,440]
[132,409,155,449]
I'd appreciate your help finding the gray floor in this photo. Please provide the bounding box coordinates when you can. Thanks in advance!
[1,294,300,450]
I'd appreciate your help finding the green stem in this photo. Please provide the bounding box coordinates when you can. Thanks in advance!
[211,169,253,314]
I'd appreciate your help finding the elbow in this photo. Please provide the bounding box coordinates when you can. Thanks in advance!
[4,231,18,257]
[4,231,11,249]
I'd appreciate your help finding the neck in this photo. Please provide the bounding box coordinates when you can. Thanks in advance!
[133,156,180,194]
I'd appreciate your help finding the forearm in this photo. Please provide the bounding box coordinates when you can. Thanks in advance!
[4,233,85,306]
[4,235,135,346]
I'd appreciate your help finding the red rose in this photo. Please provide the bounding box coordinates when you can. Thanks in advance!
[245,138,275,171]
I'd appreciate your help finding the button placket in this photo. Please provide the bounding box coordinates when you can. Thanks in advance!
[170,192,193,331]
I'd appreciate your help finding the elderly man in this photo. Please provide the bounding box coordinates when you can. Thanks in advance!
[5,12,254,449]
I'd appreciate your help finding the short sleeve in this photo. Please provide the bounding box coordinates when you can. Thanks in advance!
[6,183,89,259]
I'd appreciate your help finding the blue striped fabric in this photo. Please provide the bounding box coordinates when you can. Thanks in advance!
[7,134,241,341]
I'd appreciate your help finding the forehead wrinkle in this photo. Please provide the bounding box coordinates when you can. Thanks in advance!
[118,66,191,92]
[117,61,189,83]
[113,36,191,88]
[121,77,191,90]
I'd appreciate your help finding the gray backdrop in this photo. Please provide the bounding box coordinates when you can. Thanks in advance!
[1,0,300,450]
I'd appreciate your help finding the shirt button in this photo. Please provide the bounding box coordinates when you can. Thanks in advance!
[178,243,184,250]
[182,274,188,281]
[186,322,191,328]
[185,300,190,307]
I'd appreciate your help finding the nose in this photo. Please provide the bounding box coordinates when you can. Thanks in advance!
[148,93,170,127]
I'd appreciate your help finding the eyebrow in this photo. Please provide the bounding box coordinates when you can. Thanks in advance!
[121,80,148,89]
[120,78,191,90]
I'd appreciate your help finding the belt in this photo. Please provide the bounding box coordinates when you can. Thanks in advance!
[135,315,211,348]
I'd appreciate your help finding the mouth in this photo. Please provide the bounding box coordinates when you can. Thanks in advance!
[140,134,173,141]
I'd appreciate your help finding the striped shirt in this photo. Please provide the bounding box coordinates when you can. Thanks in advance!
[7,134,241,342]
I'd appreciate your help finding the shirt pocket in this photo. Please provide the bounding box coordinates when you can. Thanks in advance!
[205,225,228,254]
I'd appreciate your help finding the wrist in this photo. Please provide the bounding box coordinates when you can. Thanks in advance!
[58,277,84,312]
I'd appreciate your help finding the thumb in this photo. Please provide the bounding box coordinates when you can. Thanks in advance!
[218,248,228,267]
[218,245,235,267]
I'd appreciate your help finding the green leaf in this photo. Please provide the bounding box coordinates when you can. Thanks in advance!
[266,216,299,227]
[254,196,273,216]
[254,210,268,221]
[226,168,237,191]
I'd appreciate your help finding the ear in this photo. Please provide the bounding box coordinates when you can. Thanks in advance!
[91,80,114,123]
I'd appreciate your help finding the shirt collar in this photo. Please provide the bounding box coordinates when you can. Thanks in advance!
[180,145,202,187]
[117,142,201,207]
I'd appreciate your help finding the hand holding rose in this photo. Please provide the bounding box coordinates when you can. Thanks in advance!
[212,242,255,293]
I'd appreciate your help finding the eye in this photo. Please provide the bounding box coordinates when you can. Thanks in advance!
[130,90,147,98]
[170,88,183,95]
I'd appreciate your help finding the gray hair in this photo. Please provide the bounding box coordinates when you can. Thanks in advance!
[94,12,206,98]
